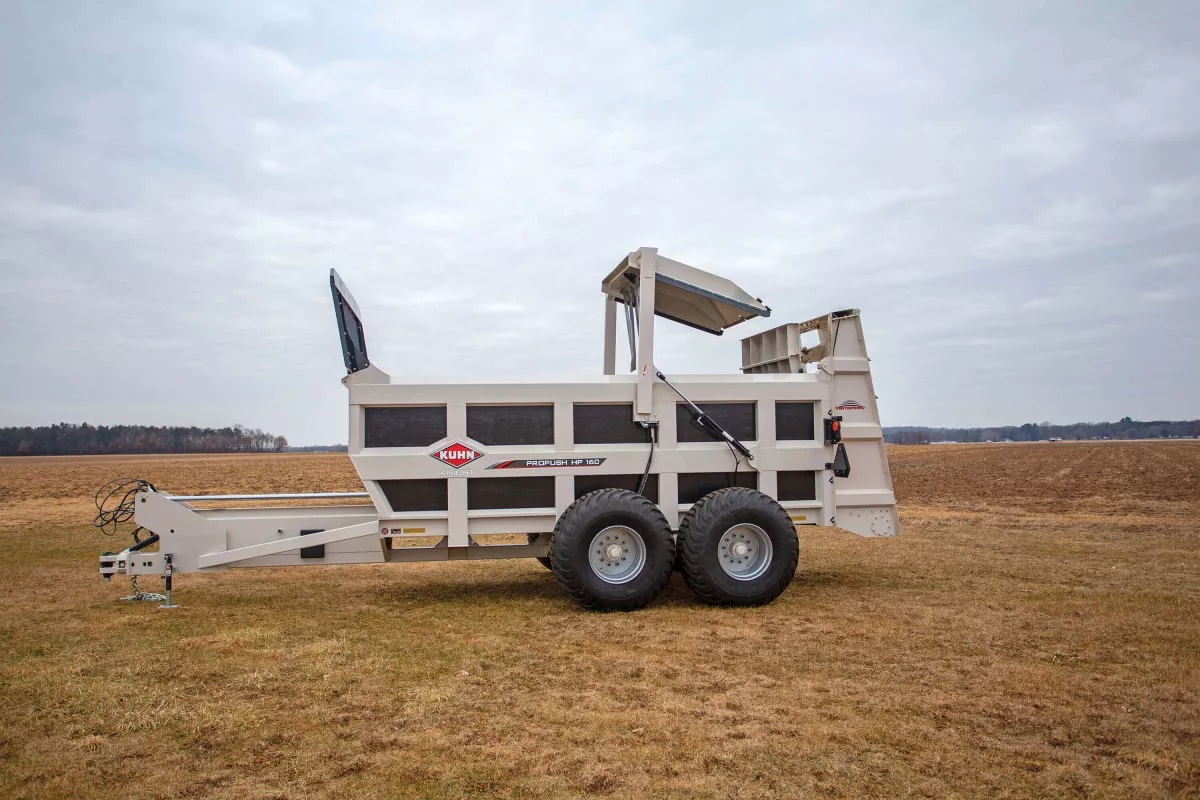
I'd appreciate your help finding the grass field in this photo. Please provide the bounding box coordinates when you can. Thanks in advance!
[1,442,1197,799]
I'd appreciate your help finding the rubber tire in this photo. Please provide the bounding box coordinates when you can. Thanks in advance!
[674,507,697,572]
[527,534,553,570]
[677,487,799,606]
[550,488,674,611]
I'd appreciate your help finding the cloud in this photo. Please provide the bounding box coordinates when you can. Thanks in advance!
[0,0,1198,444]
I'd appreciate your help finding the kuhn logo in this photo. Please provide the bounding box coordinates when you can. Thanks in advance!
[835,400,866,411]
[431,441,483,469]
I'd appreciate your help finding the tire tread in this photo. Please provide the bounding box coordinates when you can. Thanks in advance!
[550,488,674,611]
[678,487,799,606]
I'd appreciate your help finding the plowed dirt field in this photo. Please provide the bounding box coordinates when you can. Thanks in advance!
[1,442,1197,799]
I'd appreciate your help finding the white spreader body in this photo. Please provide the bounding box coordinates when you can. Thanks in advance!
[99,248,898,609]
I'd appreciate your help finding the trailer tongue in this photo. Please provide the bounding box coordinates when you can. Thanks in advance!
[98,247,899,611]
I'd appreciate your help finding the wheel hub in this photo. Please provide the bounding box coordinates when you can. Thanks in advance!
[588,525,647,585]
[717,523,774,581]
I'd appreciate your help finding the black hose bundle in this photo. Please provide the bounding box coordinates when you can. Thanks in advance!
[636,423,658,495]
[92,478,155,542]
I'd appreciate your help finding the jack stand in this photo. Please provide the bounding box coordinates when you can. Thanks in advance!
[158,553,181,610]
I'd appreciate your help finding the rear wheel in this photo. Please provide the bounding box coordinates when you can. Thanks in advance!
[677,488,799,606]
[550,489,674,611]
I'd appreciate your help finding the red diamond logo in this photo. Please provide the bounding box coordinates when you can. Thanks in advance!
[431,441,483,469]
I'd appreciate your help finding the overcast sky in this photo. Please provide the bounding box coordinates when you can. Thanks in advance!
[1,1,1197,445]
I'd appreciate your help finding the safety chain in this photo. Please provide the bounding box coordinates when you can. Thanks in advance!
[120,575,166,603]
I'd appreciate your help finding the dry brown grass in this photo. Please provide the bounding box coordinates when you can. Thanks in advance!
[0,442,1197,799]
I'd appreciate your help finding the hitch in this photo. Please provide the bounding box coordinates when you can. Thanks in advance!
[98,544,175,606]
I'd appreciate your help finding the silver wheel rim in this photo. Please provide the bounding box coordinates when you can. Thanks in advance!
[588,525,647,584]
[718,523,773,581]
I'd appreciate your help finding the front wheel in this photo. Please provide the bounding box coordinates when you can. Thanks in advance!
[677,488,799,606]
[527,533,553,570]
[550,489,675,611]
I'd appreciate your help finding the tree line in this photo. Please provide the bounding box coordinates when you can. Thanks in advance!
[885,417,1200,445]
[0,423,289,456]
